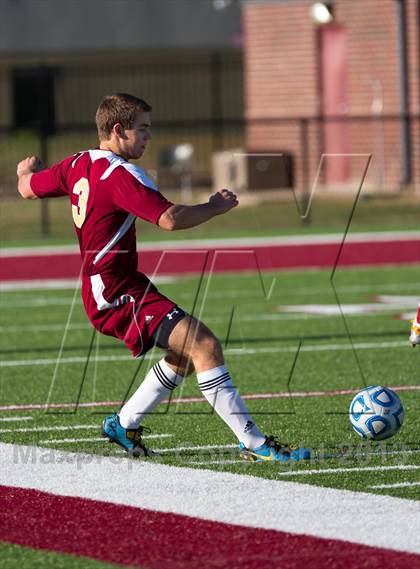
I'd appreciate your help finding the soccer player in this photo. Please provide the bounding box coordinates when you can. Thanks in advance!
[410,304,420,347]
[17,93,310,462]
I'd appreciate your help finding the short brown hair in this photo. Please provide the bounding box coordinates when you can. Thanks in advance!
[95,93,152,140]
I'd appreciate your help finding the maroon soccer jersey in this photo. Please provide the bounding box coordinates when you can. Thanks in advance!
[30,149,173,276]
[30,149,177,357]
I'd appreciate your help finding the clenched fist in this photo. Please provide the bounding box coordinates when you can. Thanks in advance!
[17,156,45,178]
[208,188,239,214]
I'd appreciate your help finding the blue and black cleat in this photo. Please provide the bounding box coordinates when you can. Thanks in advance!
[239,436,311,462]
[101,413,154,457]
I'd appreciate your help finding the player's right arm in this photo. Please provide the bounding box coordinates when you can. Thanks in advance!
[17,155,71,199]
[16,156,45,199]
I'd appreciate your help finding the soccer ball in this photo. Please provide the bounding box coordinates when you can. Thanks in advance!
[349,386,404,440]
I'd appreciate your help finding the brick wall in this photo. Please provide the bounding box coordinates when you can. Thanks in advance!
[243,0,419,193]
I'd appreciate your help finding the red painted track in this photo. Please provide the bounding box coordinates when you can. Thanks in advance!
[1,486,419,569]
[1,239,419,281]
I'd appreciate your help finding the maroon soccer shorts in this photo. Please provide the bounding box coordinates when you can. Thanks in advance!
[82,271,185,357]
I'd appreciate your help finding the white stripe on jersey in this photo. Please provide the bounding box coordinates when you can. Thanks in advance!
[121,162,158,190]
[89,149,115,162]
[71,151,88,168]
[90,274,134,312]
[90,274,119,310]
[93,213,136,265]
[89,149,158,190]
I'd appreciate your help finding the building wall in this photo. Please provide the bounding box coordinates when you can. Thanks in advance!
[0,0,242,52]
[243,0,419,193]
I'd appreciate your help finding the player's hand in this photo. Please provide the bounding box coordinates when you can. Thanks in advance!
[17,156,45,177]
[209,188,239,214]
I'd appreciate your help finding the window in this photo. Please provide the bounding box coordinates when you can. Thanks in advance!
[13,67,55,133]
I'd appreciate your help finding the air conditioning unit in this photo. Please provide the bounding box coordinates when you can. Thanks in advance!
[212,150,294,192]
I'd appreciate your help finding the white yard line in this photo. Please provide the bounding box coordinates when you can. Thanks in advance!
[0,423,173,437]
[185,459,243,466]
[39,437,108,444]
[0,323,90,333]
[1,282,418,305]
[0,416,33,422]
[0,424,99,434]
[39,434,173,444]
[276,465,420,477]
[187,452,420,466]
[1,230,418,257]
[369,482,420,490]
[153,444,237,454]
[1,442,419,554]
[0,298,83,308]
[1,384,418,413]
[0,310,409,334]
[335,449,420,458]
[0,340,409,369]
[278,301,416,316]
[0,276,176,292]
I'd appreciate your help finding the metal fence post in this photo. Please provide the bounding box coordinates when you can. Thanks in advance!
[39,130,50,236]
[210,52,223,153]
[300,118,311,225]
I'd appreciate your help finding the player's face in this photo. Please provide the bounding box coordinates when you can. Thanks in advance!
[122,111,152,160]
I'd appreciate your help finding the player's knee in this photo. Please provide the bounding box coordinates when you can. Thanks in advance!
[194,328,223,362]
[164,351,194,378]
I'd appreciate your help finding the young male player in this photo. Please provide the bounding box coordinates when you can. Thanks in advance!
[17,93,310,462]
[410,304,420,347]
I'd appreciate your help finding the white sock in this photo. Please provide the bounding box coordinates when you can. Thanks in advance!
[197,365,266,448]
[119,359,184,428]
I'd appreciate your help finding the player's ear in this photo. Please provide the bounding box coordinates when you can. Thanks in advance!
[113,123,125,139]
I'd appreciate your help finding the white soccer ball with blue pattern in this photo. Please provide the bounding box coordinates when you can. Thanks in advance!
[349,386,404,440]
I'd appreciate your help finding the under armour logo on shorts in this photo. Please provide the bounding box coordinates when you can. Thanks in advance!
[166,308,180,320]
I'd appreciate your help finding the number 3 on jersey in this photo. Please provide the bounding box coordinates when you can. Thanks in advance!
[72,178,90,228]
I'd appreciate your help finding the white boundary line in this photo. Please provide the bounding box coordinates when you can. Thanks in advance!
[1,281,418,302]
[39,434,173,444]
[185,459,243,466]
[187,450,420,466]
[0,416,33,422]
[1,442,419,554]
[0,340,409,369]
[0,384,418,413]
[0,307,415,332]
[1,230,418,257]
[276,465,420,476]
[0,424,99,434]
[39,437,108,444]
[0,276,177,292]
[369,482,420,489]
[153,444,237,454]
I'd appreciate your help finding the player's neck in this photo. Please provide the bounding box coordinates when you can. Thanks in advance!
[99,141,129,161]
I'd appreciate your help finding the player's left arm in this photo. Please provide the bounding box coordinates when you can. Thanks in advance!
[17,156,45,199]
[158,189,238,230]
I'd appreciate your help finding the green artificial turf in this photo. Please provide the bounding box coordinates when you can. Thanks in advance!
[1,265,419,502]
[0,542,138,569]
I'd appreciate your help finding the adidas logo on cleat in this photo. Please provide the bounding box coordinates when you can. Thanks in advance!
[243,420,255,433]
